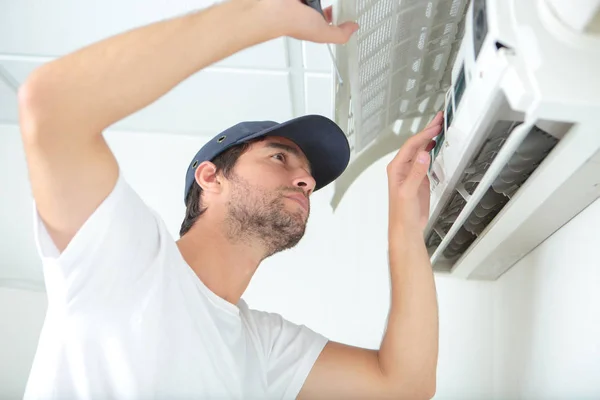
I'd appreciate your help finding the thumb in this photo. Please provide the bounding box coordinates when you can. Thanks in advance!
[324,21,359,44]
[403,151,430,195]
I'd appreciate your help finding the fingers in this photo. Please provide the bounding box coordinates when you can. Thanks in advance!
[323,21,360,44]
[318,6,359,44]
[402,151,431,196]
[418,112,443,153]
[425,140,436,152]
[426,111,444,130]
[323,6,333,23]
[287,1,358,45]
[392,120,442,165]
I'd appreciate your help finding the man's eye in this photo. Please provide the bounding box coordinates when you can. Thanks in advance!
[272,153,286,162]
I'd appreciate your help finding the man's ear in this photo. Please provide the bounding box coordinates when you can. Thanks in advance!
[195,161,222,194]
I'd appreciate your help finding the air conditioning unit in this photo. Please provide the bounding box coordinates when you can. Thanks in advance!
[332,0,600,280]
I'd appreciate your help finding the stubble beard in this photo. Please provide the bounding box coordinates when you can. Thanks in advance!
[225,174,309,258]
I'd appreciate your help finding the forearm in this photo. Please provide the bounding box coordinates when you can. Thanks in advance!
[19,0,272,136]
[378,229,439,397]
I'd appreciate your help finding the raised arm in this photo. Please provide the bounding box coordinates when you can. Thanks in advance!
[17,0,358,252]
[300,113,443,400]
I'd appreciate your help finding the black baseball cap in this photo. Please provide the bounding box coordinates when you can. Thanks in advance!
[184,115,350,203]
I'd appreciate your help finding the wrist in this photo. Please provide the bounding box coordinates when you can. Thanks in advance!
[388,220,424,240]
[388,225,426,251]
[388,233,429,269]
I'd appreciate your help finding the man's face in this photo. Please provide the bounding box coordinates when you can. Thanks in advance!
[223,137,315,257]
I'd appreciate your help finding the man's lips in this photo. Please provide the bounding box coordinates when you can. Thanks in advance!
[285,194,309,213]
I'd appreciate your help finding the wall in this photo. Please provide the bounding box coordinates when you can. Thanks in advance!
[0,124,493,399]
[0,288,46,400]
[493,198,600,400]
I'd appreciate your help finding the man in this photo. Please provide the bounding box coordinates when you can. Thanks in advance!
[18,0,441,398]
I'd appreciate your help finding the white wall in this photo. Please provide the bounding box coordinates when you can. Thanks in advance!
[0,124,494,399]
[493,198,600,400]
[0,288,46,400]
[0,124,42,289]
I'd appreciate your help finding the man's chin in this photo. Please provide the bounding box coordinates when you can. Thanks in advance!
[289,212,308,229]
[276,214,307,249]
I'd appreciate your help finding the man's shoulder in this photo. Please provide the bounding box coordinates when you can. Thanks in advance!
[239,301,286,331]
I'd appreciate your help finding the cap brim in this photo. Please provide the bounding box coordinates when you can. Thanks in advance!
[244,115,350,191]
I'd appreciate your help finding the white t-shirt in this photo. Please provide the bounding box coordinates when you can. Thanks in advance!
[24,171,328,400]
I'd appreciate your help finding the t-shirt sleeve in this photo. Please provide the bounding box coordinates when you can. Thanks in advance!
[247,308,328,400]
[33,170,165,309]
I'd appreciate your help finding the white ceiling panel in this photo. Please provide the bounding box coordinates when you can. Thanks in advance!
[305,73,333,120]
[0,60,294,134]
[0,0,288,69]
[113,69,294,135]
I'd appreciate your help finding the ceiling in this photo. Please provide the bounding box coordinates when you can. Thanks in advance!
[0,0,336,134]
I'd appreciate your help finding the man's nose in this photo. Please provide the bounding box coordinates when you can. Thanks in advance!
[293,172,316,197]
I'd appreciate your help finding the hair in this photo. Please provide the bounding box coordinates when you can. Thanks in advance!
[179,138,264,237]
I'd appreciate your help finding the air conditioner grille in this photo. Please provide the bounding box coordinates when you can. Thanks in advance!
[342,0,470,152]
[429,122,560,262]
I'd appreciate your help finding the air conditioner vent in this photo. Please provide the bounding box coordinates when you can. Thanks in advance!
[429,122,561,261]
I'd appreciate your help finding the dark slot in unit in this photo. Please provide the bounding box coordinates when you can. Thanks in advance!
[432,100,452,161]
[429,61,465,168]
[454,64,466,110]
[446,96,454,127]
[495,41,509,50]
[473,0,488,60]
[433,131,445,161]
[430,66,460,164]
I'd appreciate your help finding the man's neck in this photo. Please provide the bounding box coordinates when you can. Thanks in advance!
[176,215,265,306]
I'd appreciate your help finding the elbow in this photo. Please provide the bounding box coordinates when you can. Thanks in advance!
[19,65,102,140]
[18,66,46,113]
[18,68,50,139]
[18,64,75,144]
